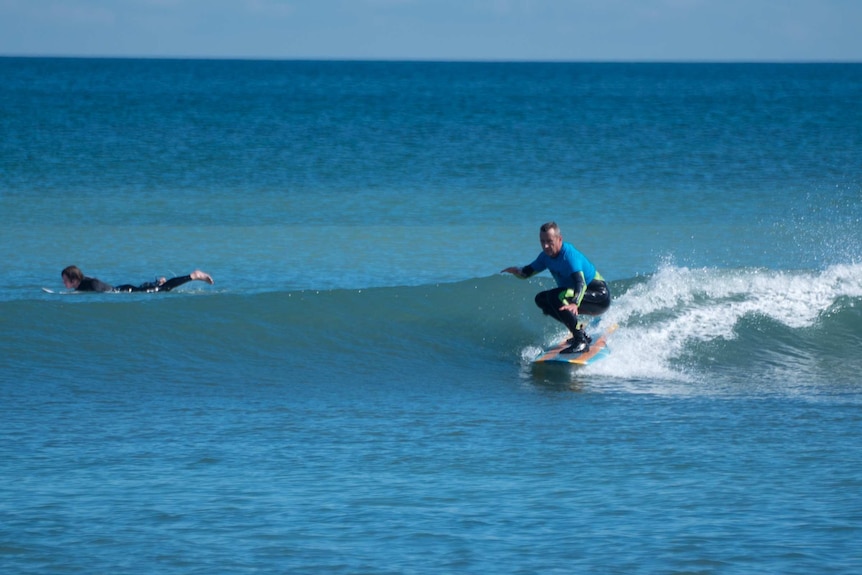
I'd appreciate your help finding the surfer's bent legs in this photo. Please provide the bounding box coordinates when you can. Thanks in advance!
[534,280,611,346]
[535,288,581,333]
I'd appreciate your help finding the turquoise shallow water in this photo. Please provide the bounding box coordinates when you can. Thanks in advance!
[1,59,861,573]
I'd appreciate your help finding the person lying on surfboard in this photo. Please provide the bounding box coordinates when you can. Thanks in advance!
[501,221,610,354]
[61,265,214,293]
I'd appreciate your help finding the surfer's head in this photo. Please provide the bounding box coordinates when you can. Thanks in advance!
[539,222,563,258]
[61,265,83,289]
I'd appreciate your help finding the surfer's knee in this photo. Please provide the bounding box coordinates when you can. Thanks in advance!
[534,291,553,315]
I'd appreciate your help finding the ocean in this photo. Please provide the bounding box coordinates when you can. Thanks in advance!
[1,58,861,574]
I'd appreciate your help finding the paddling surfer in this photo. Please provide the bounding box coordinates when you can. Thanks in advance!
[61,265,214,293]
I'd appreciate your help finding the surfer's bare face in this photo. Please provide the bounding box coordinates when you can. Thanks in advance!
[539,229,562,258]
[62,273,80,289]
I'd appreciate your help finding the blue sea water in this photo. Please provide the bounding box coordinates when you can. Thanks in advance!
[1,58,862,574]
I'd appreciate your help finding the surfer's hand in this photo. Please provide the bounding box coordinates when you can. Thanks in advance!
[501,266,523,277]
[559,303,579,315]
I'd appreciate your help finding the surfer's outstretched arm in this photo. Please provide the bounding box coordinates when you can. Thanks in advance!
[500,265,534,279]
[157,270,215,291]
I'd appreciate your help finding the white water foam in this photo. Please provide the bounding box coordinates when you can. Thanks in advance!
[585,262,862,382]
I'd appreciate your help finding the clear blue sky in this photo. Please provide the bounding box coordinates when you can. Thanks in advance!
[1,0,860,61]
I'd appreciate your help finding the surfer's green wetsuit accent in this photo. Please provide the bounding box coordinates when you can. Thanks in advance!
[559,270,606,306]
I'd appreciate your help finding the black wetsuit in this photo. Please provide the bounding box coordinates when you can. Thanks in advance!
[76,275,195,293]
[533,280,611,333]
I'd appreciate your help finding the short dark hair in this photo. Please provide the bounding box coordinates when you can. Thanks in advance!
[540,221,560,235]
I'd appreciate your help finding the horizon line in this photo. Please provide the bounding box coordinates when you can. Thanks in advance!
[2,53,860,65]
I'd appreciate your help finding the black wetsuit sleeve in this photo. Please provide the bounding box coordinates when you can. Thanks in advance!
[570,272,587,305]
[78,277,114,292]
[158,275,193,292]
[521,265,536,278]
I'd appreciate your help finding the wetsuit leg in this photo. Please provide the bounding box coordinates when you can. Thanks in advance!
[576,279,611,316]
[534,287,581,333]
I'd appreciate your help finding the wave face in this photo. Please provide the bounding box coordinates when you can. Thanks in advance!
[7,263,862,395]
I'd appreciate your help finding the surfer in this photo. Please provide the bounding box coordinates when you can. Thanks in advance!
[501,222,610,353]
[61,265,214,293]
